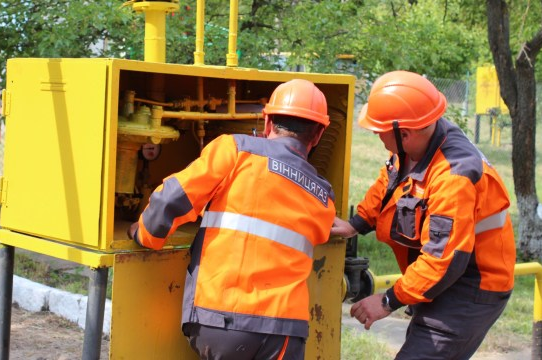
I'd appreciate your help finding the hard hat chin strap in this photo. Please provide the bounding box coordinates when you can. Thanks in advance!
[379,121,406,212]
[392,120,406,178]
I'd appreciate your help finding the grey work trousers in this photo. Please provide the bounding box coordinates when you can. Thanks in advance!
[184,323,305,360]
[395,286,510,360]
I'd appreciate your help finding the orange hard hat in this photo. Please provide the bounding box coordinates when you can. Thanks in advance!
[264,79,330,127]
[358,70,447,132]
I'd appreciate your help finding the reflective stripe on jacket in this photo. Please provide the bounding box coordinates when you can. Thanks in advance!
[350,118,516,308]
[137,134,336,338]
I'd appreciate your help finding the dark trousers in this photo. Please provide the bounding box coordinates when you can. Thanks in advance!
[184,323,305,360]
[395,286,510,360]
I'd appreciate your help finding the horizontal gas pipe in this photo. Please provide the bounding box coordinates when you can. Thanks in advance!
[162,110,263,121]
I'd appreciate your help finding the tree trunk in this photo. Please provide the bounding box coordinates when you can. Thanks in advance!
[486,0,542,260]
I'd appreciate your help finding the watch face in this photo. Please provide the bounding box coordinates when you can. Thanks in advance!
[381,294,393,312]
[141,143,161,161]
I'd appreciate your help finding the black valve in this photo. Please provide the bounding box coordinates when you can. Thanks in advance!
[343,205,375,302]
[344,256,374,302]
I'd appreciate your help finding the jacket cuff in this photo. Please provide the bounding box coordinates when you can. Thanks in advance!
[348,214,374,235]
[386,287,405,311]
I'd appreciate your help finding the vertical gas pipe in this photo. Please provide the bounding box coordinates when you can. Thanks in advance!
[194,0,205,66]
[227,0,239,67]
[132,1,180,63]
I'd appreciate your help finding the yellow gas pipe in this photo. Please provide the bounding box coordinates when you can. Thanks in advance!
[162,111,263,121]
[227,0,239,67]
[118,2,180,195]
[228,80,237,114]
[132,1,179,63]
[514,262,542,322]
[194,0,205,65]
[196,77,206,150]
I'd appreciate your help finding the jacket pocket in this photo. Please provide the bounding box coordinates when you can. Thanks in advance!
[423,215,454,258]
[394,196,427,242]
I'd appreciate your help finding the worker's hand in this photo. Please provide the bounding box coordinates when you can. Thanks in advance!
[330,216,358,238]
[127,222,139,241]
[350,293,391,330]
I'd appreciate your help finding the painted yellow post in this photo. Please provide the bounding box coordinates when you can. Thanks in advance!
[514,263,542,320]
[306,239,347,359]
[491,115,497,145]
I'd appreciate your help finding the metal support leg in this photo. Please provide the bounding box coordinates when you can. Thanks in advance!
[0,245,14,360]
[82,267,108,360]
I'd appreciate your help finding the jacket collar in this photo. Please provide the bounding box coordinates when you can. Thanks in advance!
[408,118,448,182]
[271,136,309,159]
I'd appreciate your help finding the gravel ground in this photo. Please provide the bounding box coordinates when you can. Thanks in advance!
[9,305,110,360]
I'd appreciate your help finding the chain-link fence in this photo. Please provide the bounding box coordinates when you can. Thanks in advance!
[434,77,542,153]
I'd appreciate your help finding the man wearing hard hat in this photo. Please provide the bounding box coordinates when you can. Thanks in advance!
[332,70,516,359]
[130,79,335,359]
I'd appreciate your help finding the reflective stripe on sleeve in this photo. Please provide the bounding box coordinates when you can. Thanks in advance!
[201,211,314,258]
[475,210,507,235]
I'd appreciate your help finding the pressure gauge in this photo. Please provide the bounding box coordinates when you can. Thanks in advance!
[141,143,161,161]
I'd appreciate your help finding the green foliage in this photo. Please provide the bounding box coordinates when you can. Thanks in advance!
[488,107,512,129]
[445,105,471,134]
[348,0,485,80]
[0,0,489,90]
[0,0,139,86]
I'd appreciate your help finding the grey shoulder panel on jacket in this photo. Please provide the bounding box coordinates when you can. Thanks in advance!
[440,121,484,185]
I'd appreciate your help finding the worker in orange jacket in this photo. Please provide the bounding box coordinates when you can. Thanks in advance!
[332,70,516,359]
[129,79,336,360]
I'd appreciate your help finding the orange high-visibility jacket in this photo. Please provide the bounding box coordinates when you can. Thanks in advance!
[350,119,516,309]
[136,134,336,338]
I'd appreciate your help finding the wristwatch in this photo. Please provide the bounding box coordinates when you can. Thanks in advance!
[381,293,394,312]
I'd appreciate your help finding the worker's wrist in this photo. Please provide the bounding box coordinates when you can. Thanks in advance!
[385,288,404,312]
[348,214,374,235]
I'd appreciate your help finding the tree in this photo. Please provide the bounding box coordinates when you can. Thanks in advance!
[0,0,486,89]
[486,0,542,259]
[0,0,140,88]
[348,0,484,80]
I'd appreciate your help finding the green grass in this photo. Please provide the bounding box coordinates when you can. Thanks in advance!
[14,252,113,299]
[14,253,89,295]
[342,119,537,356]
[341,326,394,360]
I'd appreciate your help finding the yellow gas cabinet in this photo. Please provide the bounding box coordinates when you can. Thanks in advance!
[0,2,355,359]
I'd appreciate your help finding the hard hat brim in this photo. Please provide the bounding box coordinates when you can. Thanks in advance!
[357,91,447,132]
